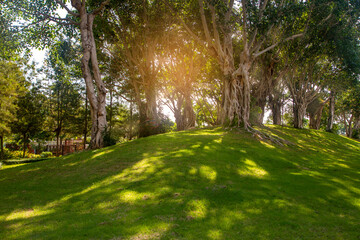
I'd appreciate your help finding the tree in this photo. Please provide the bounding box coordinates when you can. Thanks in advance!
[0,61,26,157]
[337,86,360,138]
[6,0,110,148]
[10,85,46,158]
[161,37,203,131]
[44,38,83,155]
[287,59,326,129]
[101,0,169,137]
[167,0,308,129]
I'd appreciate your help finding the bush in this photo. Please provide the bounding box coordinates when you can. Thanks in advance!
[40,151,53,158]
[103,128,117,147]
[0,148,41,160]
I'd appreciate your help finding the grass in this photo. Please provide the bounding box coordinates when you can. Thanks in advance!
[0,125,359,240]
[1,157,53,165]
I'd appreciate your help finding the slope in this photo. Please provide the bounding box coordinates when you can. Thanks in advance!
[0,126,359,240]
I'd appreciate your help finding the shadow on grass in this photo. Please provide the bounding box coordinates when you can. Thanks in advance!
[0,127,359,239]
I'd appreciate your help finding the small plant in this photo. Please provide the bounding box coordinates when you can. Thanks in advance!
[40,151,53,158]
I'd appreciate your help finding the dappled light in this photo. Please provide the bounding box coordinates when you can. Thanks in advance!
[0,127,359,239]
[237,159,268,178]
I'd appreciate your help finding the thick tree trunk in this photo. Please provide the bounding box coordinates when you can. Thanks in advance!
[293,103,306,129]
[309,100,325,130]
[139,81,160,137]
[184,95,196,129]
[254,98,266,125]
[222,59,251,129]
[326,90,335,132]
[270,95,282,125]
[77,10,107,149]
[309,106,324,130]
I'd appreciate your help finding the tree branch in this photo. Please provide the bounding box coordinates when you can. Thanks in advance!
[253,33,303,57]
[93,0,110,16]
[55,0,80,17]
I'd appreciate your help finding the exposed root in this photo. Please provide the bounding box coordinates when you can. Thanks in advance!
[246,126,294,146]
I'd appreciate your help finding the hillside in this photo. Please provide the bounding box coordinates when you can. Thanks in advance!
[0,126,359,240]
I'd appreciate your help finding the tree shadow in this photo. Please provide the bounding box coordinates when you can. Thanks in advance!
[0,127,359,239]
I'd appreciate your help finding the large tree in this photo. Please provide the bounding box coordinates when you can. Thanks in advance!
[6,0,110,148]
[167,0,308,129]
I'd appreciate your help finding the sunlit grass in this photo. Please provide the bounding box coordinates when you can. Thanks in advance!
[0,126,359,239]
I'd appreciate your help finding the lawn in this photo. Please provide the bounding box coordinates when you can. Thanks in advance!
[0,126,359,239]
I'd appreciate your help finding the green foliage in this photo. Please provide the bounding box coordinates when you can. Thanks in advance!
[0,61,26,136]
[10,85,46,147]
[102,128,117,147]
[40,152,53,158]
[0,148,41,160]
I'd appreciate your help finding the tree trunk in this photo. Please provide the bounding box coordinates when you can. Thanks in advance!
[0,135,3,158]
[60,137,64,155]
[309,106,324,130]
[109,86,113,134]
[222,59,251,129]
[308,100,325,130]
[144,82,159,124]
[74,1,107,149]
[129,98,133,140]
[293,103,306,129]
[353,115,360,138]
[326,90,335,132]
[255,98,266,125]
[56,133,60,157]
[139,81,159,137]
[22,133,26,158]
[184,94,196,129]
[83,90,88,149]
[270,94,282,125]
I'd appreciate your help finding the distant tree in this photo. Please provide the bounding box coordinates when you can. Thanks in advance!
[337,86,360,138]
[0,61,26,157]
[10,85,46,158]
[161,38,203,131]
[44,39,83,155]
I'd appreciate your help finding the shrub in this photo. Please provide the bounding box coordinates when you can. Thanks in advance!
[0,149,41,160]
[103,128,117,147]
[40,151,53,158]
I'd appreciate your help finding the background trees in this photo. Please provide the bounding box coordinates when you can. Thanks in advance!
[0,0,359,157]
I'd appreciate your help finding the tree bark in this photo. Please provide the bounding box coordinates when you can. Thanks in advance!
[353,115,360,138]
[222,58,252,128]
[56,132,60,157]
[308,98,326,130]
[269,94,282,125]
[22,133,26,158]
[293,102,306,129]
[0,135,3,158]
[109,86,113,135]
[309,104,324,130]
[72,0,108,149]
[326,90,335,132]
[129,97,133,140]
[83,90,88,149]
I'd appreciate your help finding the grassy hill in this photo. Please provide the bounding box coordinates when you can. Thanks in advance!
[0,126,359,240]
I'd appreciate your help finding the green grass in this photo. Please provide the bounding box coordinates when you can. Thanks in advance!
[0,126,359,240]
